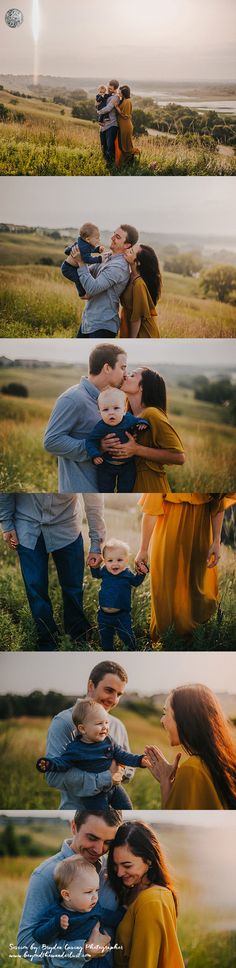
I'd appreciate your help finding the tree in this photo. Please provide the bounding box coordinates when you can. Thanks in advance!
[163,252,203,276]
[200,265,236,303]
[1,383,28,398]
[0,103,9,121]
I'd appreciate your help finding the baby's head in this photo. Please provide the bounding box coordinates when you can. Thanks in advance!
[72,698,109,743]
[97,85,107,95]
[54,856,99,913]
[80,222,100,248]
[98,387,127,426]
[103,538,130,575]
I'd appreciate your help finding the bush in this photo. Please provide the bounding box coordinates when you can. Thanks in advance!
[200,265,236,303]
[0,103,9,122]
[1,383,28,398]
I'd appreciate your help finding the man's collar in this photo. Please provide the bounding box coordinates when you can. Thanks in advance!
[80,377,100,399]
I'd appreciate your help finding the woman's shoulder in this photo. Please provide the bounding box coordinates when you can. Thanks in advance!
[141,406,167,423]
[132,885,174,913]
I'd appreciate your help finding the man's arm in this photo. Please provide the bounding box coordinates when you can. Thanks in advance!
[0,494,16,533]
[98,94,119,117]
[46,714,113,799]
[61,260,85,296]
[77,260,128,297]
[82,493,106,554]
[44,394,88,461]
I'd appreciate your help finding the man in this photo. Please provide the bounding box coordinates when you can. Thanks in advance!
[61,225,138,338]
[44,344,127,492]
[0,493,105,651]
[45,660,134,809]
[97,78,120,165]
[17,808,121,967]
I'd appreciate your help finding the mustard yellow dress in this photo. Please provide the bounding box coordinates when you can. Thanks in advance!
[133,408,184,493]
[120,276,160,339]
[114,886,184,968]
[117,98,135,162]
[166,755,224,809]
[139,493,236,636]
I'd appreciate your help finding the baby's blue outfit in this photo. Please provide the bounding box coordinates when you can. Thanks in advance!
[86,412,149,492]
[91,565,146,650]
[34,898,124,968]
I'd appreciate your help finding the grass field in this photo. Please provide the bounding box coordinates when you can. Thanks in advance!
[0,232,235,338]
[0,819,236,968]
[0,88,236,175]
[0,501,235,652]
[0,365,235,492]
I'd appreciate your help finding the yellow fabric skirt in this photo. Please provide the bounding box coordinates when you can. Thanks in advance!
[149,501,219,636]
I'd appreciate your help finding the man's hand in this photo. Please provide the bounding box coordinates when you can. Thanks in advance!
[3,529,19,549]
[60,915,69,931]
[87,552,103,568]
[84,922,111,959]
[94,456,104,465]
[66,244,84,267]
[110,759,125,784]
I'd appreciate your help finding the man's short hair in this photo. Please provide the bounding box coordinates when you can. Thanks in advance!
[80,222,99,240]
[120,224,139,247]
[89,659,128,687]
[109,79,119,90]
[89,344,125,376]
[73,807,122,831]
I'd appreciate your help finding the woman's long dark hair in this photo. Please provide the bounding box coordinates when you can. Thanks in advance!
[140,368,167,413]
[136,245,162,305]
[171,684,236,809]
[119,85,131,100]
[107,820,178,913]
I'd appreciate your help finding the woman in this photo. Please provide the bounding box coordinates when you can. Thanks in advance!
[135,492,236,635]
[120,244,162,339]
[145,684,236,810]
[115,85,136,165]
[108,820,184,968]
[108,368,185,492]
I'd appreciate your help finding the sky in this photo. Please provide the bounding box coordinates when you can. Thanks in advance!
[1,177,236,240]
[1,651,236,695]
[0,0,236,80]
[1,338,234,369]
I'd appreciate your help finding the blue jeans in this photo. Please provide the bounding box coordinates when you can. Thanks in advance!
[77,328,115,338]
[98,609,136,650]
[97,459,136,493]
[17,533,91,650]
[105,125,118,164]
[80,783,132,811]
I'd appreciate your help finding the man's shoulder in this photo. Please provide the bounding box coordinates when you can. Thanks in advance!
[57,383,81,402]
[108,714,127,738]
[50,707,74,728]
[30,847,65,880]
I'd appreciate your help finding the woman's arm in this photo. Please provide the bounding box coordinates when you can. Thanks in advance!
[207,510,224,568]
[135,513,157,572]
[144,746,181,808]
[110,433,185,465]
[130,317,142,338]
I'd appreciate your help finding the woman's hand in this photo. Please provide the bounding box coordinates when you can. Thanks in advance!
[207,539,221,568]
[85,922,111,959]
[134,550,149,574]
[144,745,181,806]
[124,248,136,265]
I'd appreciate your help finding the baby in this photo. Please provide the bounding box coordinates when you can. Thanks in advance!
[64,222,105,296]
[33,855,124,965]
[86,387,149,492]
[96,84,110,124]
[36,697,147,810]
[90,538,148,651]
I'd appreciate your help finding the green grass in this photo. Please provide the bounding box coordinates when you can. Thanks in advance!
[0,239,235,338]
[0,88,235,175]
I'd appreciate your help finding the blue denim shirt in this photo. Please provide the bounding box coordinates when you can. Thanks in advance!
[0,493,105,552]
[44,378,101,492]
[61,255,130,335]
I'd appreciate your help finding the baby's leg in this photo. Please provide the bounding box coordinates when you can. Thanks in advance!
[109,785,133,809]
[116,612,137,651]
[98,610,115,650]
[117,460,136,493]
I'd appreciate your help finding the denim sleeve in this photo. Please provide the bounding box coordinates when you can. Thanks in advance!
[61,260,83,297]
[77,261,126,295]
[84,253,102,265]
[0,493,16,532]
[83,493,106,554]
[98,95,118,116]
[86,424,105,458]
[44,394,88,461]
[34,913,61,944]
[129,571,146,587]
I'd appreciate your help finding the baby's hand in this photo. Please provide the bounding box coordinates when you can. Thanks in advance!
[137,423,147,431]
[93,456,104,465]
[60,915,69,931]
[140,754,148,768]
[99,245,105,253]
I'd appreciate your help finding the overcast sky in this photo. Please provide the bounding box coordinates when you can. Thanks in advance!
[1,652,236,694]
[1,177,236,239]
[0,0,236,80]
[1,338,234,369]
